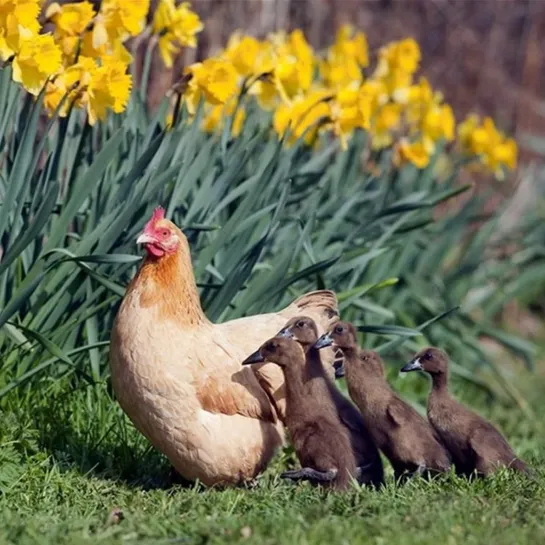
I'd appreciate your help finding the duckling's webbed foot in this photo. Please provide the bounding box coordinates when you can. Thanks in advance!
[414,463,427,476]
[281,468,338,483]
[354,463,373,481]
[282,463,373,484]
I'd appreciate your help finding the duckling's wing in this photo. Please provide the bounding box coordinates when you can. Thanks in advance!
[386,399,409,427]
[468,423,518,473]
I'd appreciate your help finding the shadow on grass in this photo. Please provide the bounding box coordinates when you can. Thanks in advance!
[7,380,195,491]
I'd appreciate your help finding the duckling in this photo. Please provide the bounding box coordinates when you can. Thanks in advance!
[242,337,358,490]
[401,347,528,477]
[278,316,384,487]
[313,322,451,480]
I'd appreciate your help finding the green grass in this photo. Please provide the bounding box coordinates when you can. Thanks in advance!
[1,366,543,545]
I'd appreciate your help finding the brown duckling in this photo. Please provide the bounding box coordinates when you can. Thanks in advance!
[278,316,384,487]
[242,336,358,490]
[401,347,528,477]
[314,322,451,480]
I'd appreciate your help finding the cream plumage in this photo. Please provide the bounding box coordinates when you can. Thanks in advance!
[109,207,339,486]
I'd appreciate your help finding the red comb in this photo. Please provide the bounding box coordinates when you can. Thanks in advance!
[143,206,166,234]
[151,206,165,223]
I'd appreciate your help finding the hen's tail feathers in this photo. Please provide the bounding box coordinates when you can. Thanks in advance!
[290,290,339,321]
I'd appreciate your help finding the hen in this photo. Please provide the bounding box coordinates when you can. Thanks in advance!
[110,207,339,486]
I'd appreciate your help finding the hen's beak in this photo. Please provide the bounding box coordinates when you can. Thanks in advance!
[136,232,156,245]
[334,360,345,379]
[401,358,422,373]
[242,350,265,365]
[277,326,294,339]
[313,332,333,350]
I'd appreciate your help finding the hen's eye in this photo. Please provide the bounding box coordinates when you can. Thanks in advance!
[335,326,343,334]
[161,229,170,238]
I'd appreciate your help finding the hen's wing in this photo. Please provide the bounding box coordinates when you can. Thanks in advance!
[192,330,278,423]
[214,290,339,421]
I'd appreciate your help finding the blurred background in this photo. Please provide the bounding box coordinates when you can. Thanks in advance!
[145,0,545,164]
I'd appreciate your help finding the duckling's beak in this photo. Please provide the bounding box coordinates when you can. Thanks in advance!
[277,326,294,339]
[401,358,422,373]
[242,350,265,365]
[313,332,333,350]
[334,360,345,379]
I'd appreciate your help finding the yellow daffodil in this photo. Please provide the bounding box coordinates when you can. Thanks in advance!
[331,86,361,136]
[44,55,96,115]
[202,100,245,137]
[320,56,361,89]
[0,0,40,60]
[152,0,203,68]
[46,55,131,124]
[46,2,95,36]
[249,75,278,110]
[371,102,402,149]
[490,137,517,172]
[478,118,517,174]
[273,89,332,145]
[12,33,62,95]
[331,24,369,67]
[86,59,132,124]
[224,32,274,77]
[92,0,149,49]
[457,114,480,151]
[391,38,421,74]
[321,24,368,88]
[396,139,430,169]
[457,115,518,178]
[421,103,455,150]
[360,79,388,117]
[376,38,421,77]
[395,76,433,106]
[266,29,314,101]
[287,30,314,92]
[44,78,67,114]
[220,30,314,108]
[223,34,278,109]
[374,38,421,97]
[184,58,239,111]
[80,31,132,64]
[330,82,382,146]
[45,1,96,64]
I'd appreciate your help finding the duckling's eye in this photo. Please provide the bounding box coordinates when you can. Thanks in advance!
[335,325,344,334]
[423,351,432,361]
[296,320,305,328]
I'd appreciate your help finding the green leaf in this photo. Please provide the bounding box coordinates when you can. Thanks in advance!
[356,324,421,337]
